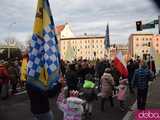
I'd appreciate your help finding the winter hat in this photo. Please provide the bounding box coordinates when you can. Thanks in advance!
[104,68,111,73]
[83,80,95,89]
[69,90,79,97]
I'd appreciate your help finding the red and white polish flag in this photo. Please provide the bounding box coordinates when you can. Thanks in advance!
[114,52,128,78]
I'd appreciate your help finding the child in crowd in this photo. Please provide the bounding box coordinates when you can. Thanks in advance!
[57,87,84,120]
[117,78,128,111]
[100,68,115,111]
[81,74,97,116]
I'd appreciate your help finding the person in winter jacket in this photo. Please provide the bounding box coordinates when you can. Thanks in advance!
[116,78,128,111]
[8,61,19,94]
[111,63,121,87]
[65,63,79,91]
[147,56,156,76]
[127,59,136,93]
[81,74,97,116]
[132,60,153,110]
[0,61,9,99]
[20,53,28,88]
[57,88,84,120]
[100,68,114,111]
[26,82,61,120]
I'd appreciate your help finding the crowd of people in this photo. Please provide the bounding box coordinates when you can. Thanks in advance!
[0,53,28,99]
[0,59,21,99]
[54,56,155,120]
[0,55,156,120]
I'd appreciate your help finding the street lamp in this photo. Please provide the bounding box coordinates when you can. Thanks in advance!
[7,22,16,59]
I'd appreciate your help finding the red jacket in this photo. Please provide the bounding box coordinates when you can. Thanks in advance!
[0,64,9,85]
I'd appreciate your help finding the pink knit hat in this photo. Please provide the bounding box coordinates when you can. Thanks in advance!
[69,90,79,97]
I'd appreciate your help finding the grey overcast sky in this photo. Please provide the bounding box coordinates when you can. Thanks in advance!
[0,0,159,44]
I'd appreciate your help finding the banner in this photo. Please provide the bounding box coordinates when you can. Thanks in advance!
[27,0,60,92]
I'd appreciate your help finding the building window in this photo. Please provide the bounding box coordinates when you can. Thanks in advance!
[100,40,102,43]
[88,45,90,48]
[136,44,139,47]
[85,46,87,49]
[150,38,152,40]
[92,45,94,48]
[146,50,148,53]
[85,40,87,43]
[142,50,144,53]
[100,51,103,54]
[96,40,98,43]
[156,43,159,47]
[157,50,159,53]
[136,38,139,41]
[157,38,159,41]
[97,45,99,48]
[63,47,65,50]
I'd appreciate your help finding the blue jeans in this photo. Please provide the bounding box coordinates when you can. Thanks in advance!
[34,111,54,120]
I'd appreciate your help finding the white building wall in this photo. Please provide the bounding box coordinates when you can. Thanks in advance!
[60,24,75,38]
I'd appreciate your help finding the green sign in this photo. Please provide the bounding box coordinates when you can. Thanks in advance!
[142,21,155,29]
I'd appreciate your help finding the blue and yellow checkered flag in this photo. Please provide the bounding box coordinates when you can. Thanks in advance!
[27,0,60,92]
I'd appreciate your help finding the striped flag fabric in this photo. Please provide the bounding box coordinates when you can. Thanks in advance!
[104,24,110,49]
[114,52,128,78]
[27,0,60,92]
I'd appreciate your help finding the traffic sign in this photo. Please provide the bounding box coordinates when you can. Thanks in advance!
[142,21,155,29]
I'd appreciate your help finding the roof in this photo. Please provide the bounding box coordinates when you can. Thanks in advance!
[55,24,65,34]
[130,33,153,36]
[61,36,105,40]
[153,34,160,37]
